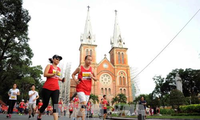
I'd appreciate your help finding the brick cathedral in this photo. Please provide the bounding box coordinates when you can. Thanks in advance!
[70,8,133,103]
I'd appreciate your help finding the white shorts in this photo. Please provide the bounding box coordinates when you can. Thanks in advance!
[77,92,90,103]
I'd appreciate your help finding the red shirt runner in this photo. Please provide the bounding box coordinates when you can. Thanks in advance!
[73,97,79,108]
[38,102,43,109]
[69,103,73,112]
[43,65,61,91]
[19,102,25,109]
[102,99,108,109]
[76,66,93,95]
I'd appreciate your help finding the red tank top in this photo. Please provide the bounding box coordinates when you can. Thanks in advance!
[76,66,93,95]
[43,65,61,91]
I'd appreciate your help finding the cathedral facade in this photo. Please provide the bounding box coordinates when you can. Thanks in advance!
[70,8,133,103]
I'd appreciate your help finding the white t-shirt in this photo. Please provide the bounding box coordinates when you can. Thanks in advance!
[28,90,39,103]
[8,88,19,100]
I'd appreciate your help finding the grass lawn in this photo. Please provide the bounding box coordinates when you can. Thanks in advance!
[117,115,200,119]
[146,115,200,119]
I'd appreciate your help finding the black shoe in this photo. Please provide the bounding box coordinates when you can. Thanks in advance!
[32,113,34,117]
[37,115,41,120]
[29,115,31,119]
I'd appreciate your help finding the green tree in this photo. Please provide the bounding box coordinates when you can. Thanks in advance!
[0,0,43,103]
[152,75,171,107]
[170,89,186,111]
[166,68,200,97]
[111,96,118,105]
[118,94,127,103]
[89,94,99,104]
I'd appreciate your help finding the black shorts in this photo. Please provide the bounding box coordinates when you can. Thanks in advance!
[69,111,73,114]
[103,109,107,114]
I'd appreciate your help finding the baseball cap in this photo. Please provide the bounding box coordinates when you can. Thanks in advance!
[52,55,62,60]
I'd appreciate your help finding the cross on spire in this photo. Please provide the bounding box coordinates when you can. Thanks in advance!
[115,10,117,15]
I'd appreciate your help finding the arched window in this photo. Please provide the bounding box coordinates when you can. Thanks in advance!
[119,76,122,85]
[122,53,124,64]
[90,49,92,56]
[109,88,111,95]
[118,52,120,63]
[123,77,125,85]
[120,89,122,94]
[124,89,126,95]
[86,49,89,56]
[101,88,103,94]
[105,88,107,95]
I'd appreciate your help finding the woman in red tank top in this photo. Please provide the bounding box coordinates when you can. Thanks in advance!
[72,55,98,120]
[37,55,65,120]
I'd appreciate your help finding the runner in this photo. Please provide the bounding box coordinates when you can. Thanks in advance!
[72,95,79,120]
[72,55,97,120]
[28,84,39,118]
[37,55,65,120]
[58,98,63,117]
[37,99,43,112]
[19,99,25,115]
[102,95,108,120]
[6,83,20,118]
[86,100,92,118]
[68,100,73,118]
[47,103,52,116]
[25,100,29,115]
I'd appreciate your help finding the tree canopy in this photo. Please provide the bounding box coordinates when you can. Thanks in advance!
[0,0,43,103]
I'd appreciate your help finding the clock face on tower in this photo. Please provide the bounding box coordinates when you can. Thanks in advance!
[103,63,108,68]
[100,74,112,86]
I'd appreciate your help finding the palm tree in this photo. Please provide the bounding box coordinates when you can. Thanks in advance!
[118,94,127,103]
[111,96,119,105]
[112,94,127,105]
[89,94,99,104]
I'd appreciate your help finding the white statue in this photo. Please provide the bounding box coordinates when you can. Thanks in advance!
[175,73,183,93]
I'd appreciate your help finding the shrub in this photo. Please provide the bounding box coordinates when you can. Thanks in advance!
[160,108,175,115]
[171,113,200,116]
[180,104,200,113]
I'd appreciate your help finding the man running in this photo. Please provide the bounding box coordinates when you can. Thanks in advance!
[102,95,108,120]
[28,84,39,118]
[72,55,97,120]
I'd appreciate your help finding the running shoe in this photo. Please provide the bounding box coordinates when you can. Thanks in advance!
[37,115,41,120]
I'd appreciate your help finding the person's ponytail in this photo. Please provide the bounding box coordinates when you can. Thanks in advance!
[49,58,53,63]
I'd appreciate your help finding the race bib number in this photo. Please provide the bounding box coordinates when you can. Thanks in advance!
[82,72,91,80]
[53,70,61,76]
[11,96,16,99]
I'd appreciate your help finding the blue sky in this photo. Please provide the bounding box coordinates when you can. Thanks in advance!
[23,0,200,95]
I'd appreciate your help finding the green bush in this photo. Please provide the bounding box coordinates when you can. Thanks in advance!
[160,108,175,115]
[114,103,129,110]
[171,113,200,116]
[180,104,200,113]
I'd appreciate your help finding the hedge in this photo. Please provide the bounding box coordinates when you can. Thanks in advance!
[160,108,175,115]
[180,104,200,113]
[171,113,200,116]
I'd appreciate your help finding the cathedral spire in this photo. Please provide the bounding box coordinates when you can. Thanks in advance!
[110,10,125,48]
[80,6,96,45]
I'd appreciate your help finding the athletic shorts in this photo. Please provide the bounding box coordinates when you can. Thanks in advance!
[28,103,36,111]
[77,92,90,103]
[104,109,107,114]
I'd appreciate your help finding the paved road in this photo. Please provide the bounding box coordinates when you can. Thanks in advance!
[0,114,104,120]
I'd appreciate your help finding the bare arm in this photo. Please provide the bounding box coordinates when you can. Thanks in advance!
[71,67,80,84]
[44,64,55,77]
[91,67,98,81]
[17,91,20,95]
